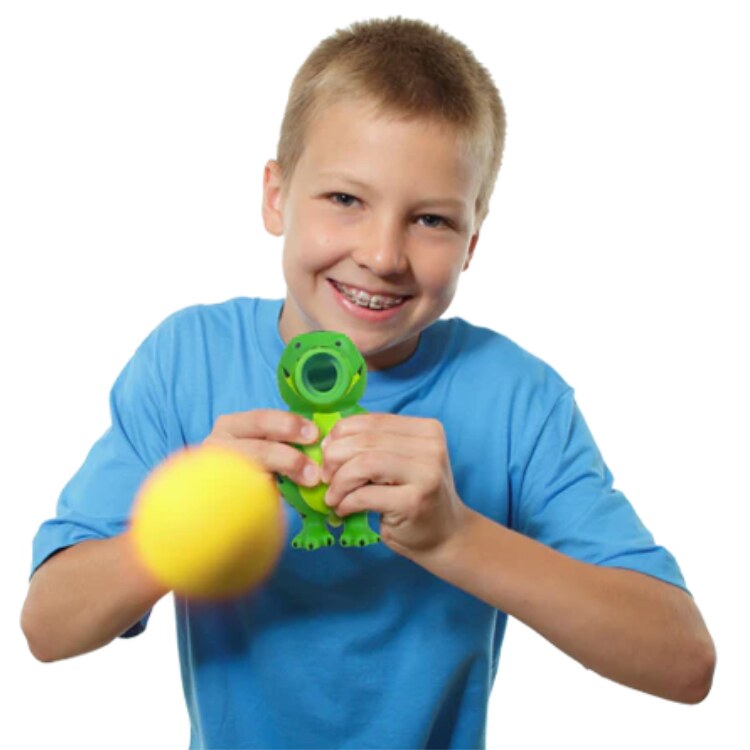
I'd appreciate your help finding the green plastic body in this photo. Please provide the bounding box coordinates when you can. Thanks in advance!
[276,330,381,550]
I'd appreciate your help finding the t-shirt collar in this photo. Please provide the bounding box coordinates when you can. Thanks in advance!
[254,297,448,405]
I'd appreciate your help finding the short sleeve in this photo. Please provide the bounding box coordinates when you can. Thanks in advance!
[29,323,171,637]
[514,388,690,596]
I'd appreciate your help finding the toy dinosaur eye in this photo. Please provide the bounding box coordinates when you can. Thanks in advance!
[294,342,301,349]
[283,368,290,378]
[335,341,341,347]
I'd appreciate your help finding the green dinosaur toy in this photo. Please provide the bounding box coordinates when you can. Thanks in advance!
[276,330,382,551]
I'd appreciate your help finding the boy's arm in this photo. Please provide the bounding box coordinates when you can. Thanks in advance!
[318,405,714,701]
[411,507,716,704]
[23,315,177,662]
[21,532,169,663]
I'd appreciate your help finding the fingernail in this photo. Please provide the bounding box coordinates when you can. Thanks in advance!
[301,424,317,441]
[321,434,330,449]
[303,464,319,485]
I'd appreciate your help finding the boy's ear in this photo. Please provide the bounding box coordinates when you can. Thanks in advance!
[262,160,285,236]
[463,231,480,271]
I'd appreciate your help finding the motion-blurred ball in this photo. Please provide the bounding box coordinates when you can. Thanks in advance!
[130,444,285,599]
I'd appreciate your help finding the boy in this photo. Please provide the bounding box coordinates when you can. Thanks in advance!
[22,16,715,750]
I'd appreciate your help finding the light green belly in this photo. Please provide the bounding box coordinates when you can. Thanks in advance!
[299,411,340,514]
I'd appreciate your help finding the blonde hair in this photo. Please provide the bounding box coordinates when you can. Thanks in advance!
[276,17,506,227]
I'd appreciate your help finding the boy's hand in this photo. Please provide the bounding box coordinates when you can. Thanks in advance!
[320,414,469,557]
[203,409,321,487]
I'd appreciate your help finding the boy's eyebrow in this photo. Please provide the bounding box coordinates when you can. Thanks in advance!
[318,171,372,192]
[411,196,468,212]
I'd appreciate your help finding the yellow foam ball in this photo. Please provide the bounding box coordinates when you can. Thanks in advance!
[130,444,285,599]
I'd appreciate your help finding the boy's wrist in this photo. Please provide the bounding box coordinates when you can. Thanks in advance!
[119,531,172,602]
[408,503,479,575]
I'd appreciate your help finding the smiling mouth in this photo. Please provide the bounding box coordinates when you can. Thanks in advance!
[327,278,412,310]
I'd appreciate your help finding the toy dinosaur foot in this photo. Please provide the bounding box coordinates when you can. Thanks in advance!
[339,511,381,548]
[292,517,335,551]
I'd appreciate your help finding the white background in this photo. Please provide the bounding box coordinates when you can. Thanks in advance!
[2,1,747,748]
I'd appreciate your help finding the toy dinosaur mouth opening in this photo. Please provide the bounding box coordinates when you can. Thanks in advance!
[293,348,352,407]
[279,333,366,411]
[302,352,339,394]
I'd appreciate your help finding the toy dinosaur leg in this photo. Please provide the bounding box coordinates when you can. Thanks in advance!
[339,511,381,548]
[275,474,335,550]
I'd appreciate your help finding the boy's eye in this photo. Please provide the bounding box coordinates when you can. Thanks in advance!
[327,194,450,229]
[418,214,448,229]
[330,193,358,207]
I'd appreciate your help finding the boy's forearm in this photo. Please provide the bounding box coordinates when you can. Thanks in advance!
[409,507,716,704]
[21,532,169,662]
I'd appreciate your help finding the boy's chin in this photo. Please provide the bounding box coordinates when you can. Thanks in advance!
[360,335,422,371]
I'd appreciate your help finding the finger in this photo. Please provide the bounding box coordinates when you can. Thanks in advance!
[215,409,319,444]
[324,450,417,509]
[336,483,409,518]
[328,413,444,441]
[321,431,437,484]
[206,436,320,488]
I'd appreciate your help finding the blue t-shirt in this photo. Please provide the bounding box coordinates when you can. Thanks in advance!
[30,297,689,749]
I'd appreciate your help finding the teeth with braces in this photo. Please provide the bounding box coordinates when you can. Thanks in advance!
[333,282,405,310]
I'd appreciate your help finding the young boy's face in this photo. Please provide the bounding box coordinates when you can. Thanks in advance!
[262,98,482,371]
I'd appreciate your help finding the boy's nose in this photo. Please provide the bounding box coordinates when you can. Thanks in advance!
[351,220,409,276]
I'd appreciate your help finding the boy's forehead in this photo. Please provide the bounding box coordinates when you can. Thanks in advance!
[296,99,482,199]
[307,97,468,151]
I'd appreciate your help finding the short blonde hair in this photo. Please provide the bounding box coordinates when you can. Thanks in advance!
[276,17,506,227]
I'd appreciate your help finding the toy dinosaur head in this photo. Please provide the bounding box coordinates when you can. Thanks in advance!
[277,331,367,413]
